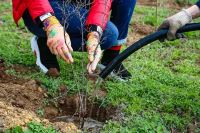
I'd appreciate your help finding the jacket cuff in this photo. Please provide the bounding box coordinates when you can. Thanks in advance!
[35,12,55,27]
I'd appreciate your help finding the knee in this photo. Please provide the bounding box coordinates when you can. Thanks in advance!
[101,22,119,49]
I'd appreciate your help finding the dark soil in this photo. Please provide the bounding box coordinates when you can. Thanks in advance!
[48,94,121,132]
[0,59,121,132]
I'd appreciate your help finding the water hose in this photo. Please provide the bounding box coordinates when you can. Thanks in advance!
[99,23,200,79]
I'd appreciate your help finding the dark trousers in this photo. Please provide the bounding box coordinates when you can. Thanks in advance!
[23,0,136,51]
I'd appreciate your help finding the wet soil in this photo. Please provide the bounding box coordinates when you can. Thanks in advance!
[49,93,122,132]
[0,59,121,132]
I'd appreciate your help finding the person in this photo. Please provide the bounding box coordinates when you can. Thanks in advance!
[12,0,136,81]
[159,1,200,40]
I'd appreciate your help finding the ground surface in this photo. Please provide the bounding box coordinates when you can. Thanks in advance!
[0,60,78,132]
[0,0,200,133]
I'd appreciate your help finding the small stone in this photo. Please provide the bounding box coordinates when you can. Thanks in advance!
[37,87,43,93]
[44,93,48,98]
[41,119,49,124]
[28,118,33,122]
[34,118,41,123]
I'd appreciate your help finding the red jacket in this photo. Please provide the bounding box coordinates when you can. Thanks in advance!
[12,0,112,30]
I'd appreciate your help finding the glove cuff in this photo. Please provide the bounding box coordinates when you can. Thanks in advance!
[181,9,193,24]
[169,9,192,27]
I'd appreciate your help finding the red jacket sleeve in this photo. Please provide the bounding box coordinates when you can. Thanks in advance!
[24,0,54,20]
[85,0,112,30]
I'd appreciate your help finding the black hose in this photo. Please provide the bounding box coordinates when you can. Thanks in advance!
[99,23,200,79]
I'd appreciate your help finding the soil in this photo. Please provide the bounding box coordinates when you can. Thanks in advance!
[132,23,154,35]
[126,23,155,47]
[51,93,123,132]
[138,0,157,6]
[0,59,122,132]
[0,59,79,132]
[137,0,181,9]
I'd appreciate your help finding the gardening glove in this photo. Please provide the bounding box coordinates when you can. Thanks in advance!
[86,32,102,74]
[43,16,74,63]
[158,9,192,41]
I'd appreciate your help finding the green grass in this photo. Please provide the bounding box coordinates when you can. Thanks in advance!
[0,1,200,132]
[6,122,58,133]
[175,0,197,5]
[133,5,173,27]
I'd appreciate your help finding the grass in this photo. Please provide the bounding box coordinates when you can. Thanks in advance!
[175,0,198,5]
[6,122,58,133]
[0,0,200,132]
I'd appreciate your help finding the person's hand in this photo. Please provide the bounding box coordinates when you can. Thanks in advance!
[44,16,74,63]
[158,9,192,41]
[86,32,102,74]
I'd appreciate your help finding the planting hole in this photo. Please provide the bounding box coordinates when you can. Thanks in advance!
[45,94,119,132]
